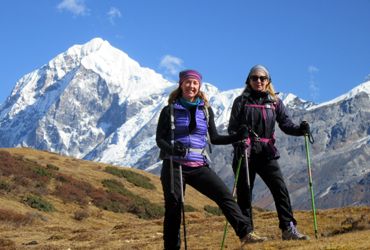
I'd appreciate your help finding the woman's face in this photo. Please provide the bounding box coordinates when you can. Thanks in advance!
[249,69,269,92]
[180,78,200,102]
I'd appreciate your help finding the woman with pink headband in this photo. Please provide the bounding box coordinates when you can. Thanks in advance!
[156,69,266,249]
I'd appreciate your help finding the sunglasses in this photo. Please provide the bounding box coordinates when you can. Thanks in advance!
[250,75,269,82]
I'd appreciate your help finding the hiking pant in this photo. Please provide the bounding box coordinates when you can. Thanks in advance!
[232,154,297,231]
[161,159,252,250]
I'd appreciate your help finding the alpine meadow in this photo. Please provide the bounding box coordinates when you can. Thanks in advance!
[0,38,369,249]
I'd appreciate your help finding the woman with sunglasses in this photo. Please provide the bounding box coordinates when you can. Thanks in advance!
[228,64,310,240]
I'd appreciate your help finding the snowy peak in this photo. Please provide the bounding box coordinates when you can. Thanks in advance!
[279,93,315,110]
[67,37,107,57]
[2,38,173,119]
[309,80,370,110]
[1,38,369,210]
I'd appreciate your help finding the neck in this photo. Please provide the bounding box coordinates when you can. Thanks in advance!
[183,97,195,102]
[179,97,201,109]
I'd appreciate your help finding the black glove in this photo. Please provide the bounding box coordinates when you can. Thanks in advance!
[300,121,310,135]
[172,141,187,157]
[237,125,249,140]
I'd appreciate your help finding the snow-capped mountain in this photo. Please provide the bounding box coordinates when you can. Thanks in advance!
[0,38,369,210]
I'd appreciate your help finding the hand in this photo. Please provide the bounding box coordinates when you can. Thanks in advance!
[237,125,249,140]
[173,141,187,157]
[300,121,310,135]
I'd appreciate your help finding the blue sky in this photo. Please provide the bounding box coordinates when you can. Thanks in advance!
[1,0,369,105]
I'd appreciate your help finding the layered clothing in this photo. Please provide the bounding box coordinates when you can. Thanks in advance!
[228,87,303,230]
[156,98,251,250]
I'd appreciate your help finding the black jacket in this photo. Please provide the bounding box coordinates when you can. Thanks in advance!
[228,88,303,159]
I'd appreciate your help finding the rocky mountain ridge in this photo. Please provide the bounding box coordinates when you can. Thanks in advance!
[0,38,369,210]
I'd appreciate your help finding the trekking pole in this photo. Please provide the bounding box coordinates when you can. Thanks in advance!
[170,105,175,194]
[220,155,243,250]
[244,144,251,195]
[179,164,188,250]
[304,133,318,239]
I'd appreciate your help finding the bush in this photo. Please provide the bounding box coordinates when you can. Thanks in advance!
[54,182,88,205]
[0,179,11,192]
[184,204,197,212]
[23,195,55,212]
[204,205,222,216]
[92,191,131,213]
[105,166,155,190]
[0,238,16,248]
[0,208,35,226]
[129,195,165,219]
[46,163,59,171]
[32,166,52,177]
[74,210,90,221]
[0,151,52,193]
[101,179,164,219]
[102,179,130,196]
[53,173,94,205]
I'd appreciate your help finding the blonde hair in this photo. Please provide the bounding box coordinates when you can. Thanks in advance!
[168,87,210,107]
[266,82,278,101]
[244,81,278,101]
[245,64,278,101]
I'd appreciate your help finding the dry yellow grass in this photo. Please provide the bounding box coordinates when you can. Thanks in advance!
[0,147,369,250]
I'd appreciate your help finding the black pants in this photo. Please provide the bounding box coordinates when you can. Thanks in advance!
[161,159,252,250]
[232,154,297,231]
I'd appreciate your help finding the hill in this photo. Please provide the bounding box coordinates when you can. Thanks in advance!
[1,38,369,210]
[0,148,369,249]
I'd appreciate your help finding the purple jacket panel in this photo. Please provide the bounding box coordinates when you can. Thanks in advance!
[172,101,208,163]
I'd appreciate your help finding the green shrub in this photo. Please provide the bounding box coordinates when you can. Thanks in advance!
[46,163,59,171]
[23,195,55,212]
[184,204,197,212]
[97,179,133,213]
[102,179,130,196]
[101,179,164,219]
[204,205,222,216]
[104,166,155,190]
[0,179,11,192]
[32,166,52,177]
[129,195,165,219]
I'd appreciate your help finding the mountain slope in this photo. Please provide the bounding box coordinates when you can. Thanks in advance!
[0,38,369,210]
[0,148,369,250]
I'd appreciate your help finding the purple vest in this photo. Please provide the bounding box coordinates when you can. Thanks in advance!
[172,101,208,163]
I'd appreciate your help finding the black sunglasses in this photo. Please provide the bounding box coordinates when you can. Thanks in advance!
[250,75,269,82]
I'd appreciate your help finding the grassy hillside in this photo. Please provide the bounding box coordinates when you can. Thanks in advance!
[0,148,369,250]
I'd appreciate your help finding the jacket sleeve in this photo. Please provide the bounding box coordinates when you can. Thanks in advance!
[275,99,303,136]
[228,96,243,135]
[208,107,241,145]
[156,105,173,155]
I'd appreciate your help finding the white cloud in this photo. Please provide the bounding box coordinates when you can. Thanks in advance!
[57,0,87,16]
[159,55,184,78]
[308,65,319,101]
[107,7,122,24]
[308,65,319,74]
[365,74,370,81]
